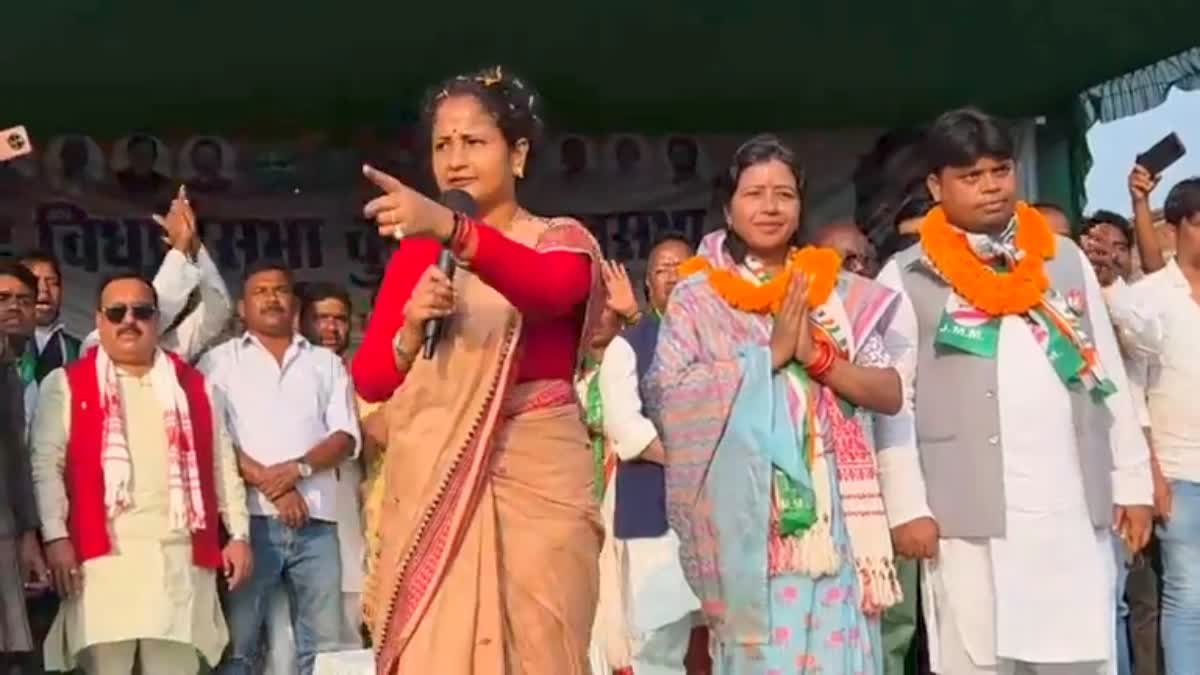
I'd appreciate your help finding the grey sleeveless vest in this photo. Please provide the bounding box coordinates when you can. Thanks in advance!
[892,236,1114,538]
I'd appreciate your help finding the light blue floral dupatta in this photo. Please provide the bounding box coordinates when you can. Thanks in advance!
[705,344,815,642]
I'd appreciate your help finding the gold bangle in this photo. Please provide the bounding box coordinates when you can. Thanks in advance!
[623,311,643,327]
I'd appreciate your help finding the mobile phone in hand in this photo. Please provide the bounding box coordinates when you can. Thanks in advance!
[1137,132,1186,176]
[0,125,32,162]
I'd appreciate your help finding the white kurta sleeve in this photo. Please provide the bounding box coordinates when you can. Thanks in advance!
[1079,250,1152,506]
[598,337,659,461]
[157,247,229,362]
[153,248,202,332]
[873,260,934,526]
[161,247,232,362]
[30,370,72,542]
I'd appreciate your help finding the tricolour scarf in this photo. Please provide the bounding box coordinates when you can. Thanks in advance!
[929,219,1115,402]
[739,256,899,613]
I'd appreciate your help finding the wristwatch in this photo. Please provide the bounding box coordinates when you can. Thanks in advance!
[296,461,314,479]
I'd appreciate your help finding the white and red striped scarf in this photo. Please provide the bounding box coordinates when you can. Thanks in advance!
[96,348,207,531]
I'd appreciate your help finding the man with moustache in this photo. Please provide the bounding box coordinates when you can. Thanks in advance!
[262,282,366,675]
[300,282,364,648]
[813,221,880,278]
[30,272,251,674]
[18,251,80,382]
[592,233,709,675]
[14,252,81,675]
[0,262,51,674]
[81,188,232,364]
[202,262,360,675]
[0,264,38,417]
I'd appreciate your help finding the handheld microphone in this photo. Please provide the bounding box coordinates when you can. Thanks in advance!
[423,189,478,359]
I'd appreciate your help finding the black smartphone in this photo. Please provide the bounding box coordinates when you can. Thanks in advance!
[1137,132,1187,176]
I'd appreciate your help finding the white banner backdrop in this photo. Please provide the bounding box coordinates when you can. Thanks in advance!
[5,125,1037,338]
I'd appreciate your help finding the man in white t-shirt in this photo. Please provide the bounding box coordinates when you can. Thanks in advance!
[1108,177,1200,674]
[200,263,360,675]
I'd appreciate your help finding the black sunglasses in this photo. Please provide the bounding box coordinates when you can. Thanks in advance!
[102,303,157,324]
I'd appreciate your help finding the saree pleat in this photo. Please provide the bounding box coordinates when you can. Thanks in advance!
[395,402,602,674]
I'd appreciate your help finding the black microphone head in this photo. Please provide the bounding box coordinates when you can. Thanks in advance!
[440,189,479,218]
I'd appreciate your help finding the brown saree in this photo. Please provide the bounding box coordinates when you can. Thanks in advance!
[365,213,605,675]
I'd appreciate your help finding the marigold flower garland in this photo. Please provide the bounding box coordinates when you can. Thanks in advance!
[679,246,842,314]
[918,202,1057,316]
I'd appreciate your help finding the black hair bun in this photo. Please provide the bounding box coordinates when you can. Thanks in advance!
[421,65,543,149]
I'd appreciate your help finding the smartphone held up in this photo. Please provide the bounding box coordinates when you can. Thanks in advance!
[0,125,32,162]
[1137,132,1187,176]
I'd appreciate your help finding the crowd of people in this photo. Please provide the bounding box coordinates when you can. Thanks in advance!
[0,64,1197,675]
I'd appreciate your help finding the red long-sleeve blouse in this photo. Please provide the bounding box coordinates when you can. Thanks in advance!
[351,223,592,403]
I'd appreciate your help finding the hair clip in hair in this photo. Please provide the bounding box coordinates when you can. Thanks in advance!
[476,66,504,86]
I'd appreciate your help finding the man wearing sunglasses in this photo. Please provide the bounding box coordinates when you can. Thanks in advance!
[80,187,233,364]
[813,220,881,278]
[29,272,252,675]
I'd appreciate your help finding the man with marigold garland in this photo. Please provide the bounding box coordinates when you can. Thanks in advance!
[872,107,1153,675]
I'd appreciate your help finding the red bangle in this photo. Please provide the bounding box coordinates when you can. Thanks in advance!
[449,214,476,257]
[805,339,836,378]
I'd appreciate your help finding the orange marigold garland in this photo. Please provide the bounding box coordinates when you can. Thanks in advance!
[918,202,1056,316]
[680,246,842,314]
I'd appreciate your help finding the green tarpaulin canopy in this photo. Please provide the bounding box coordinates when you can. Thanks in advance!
[3,1,1198,135]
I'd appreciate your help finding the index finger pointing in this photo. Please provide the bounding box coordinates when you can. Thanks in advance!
[363,164,405,193]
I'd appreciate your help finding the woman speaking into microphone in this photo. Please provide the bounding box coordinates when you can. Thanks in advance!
[351,66,606,674]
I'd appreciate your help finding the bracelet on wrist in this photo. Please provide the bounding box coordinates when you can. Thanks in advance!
[805,339,837,378]
[450,213,476,257]
[442,211,464,245]
[392,330,416,371]
[623,310,643,327]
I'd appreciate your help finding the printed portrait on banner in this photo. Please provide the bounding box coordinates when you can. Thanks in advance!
[179,135,238,195]
[111,133,173,200]
[44,135,107,197]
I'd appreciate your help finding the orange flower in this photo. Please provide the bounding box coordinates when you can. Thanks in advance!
[680,246,842,315]
[918,202,1055,316]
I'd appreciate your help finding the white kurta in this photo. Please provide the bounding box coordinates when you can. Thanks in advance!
[584,340,702,675]
[876,248,1151,673]
[30,368,250,670]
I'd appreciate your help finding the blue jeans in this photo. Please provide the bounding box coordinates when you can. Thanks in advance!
[1115,534,1132,675]
[217,516,343,675]
[1158,479,1200,675]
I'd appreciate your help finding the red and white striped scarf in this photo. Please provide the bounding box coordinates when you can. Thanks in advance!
[96,348,207,531]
